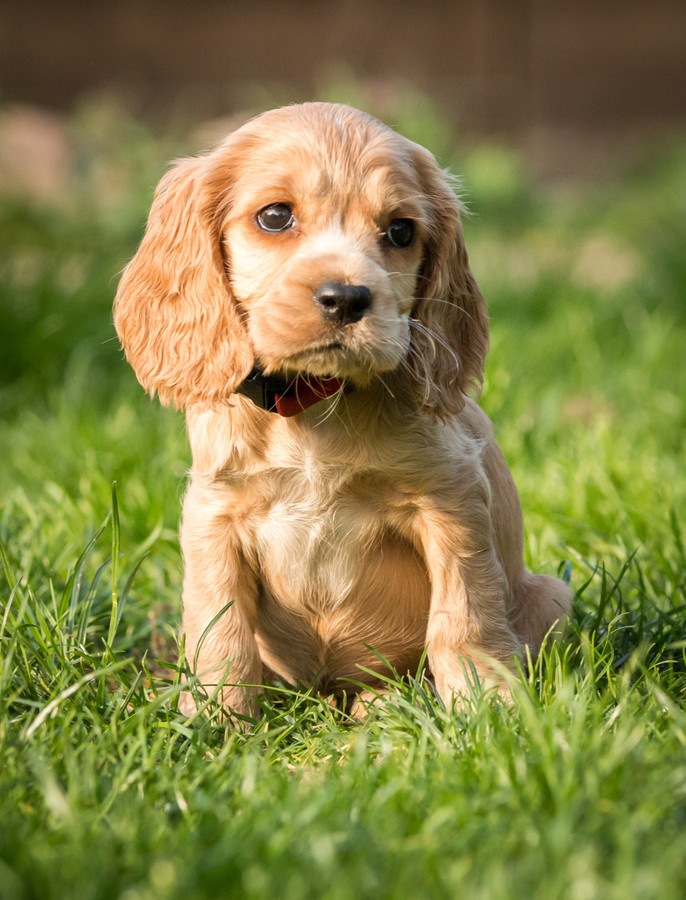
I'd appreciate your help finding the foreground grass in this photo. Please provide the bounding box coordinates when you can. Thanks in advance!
[1,99,685,898]
[1,504,685,899]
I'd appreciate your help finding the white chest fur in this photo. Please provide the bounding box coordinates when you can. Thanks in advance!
[252,461,394,612]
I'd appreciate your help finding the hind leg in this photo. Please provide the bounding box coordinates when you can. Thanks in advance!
[509,573,573,657]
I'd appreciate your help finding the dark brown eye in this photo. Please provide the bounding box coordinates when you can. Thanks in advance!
[385,218,415,249]
[256,203,295,232]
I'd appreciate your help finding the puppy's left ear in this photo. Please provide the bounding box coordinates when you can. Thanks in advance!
[408,144,489,418]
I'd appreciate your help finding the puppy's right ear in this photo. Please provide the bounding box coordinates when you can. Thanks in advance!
[113,154,253,408]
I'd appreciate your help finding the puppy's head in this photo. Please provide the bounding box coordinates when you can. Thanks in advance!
[114,102,487,416]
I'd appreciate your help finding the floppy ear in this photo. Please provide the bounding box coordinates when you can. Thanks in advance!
[408,145,489,418]
[113,152,253,408]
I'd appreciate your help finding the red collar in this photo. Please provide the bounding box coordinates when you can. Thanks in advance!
[235,368,345,417]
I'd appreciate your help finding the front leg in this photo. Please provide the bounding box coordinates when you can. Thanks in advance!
[417,497,521,705]
[179,486,262,718]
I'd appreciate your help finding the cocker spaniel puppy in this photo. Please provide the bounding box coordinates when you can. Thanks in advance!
[114,102,571,718]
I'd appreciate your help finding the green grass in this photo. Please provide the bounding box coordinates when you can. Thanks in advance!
[1,97,685,899]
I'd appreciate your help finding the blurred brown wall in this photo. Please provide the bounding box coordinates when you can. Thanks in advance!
[1,0,685,172]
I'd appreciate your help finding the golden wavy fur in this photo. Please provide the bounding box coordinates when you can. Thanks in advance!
[114,102,571,717]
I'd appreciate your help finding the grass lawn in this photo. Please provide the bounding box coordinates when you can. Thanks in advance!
[1,100,685,899]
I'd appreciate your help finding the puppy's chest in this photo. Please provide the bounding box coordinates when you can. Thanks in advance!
[244,463,400,609]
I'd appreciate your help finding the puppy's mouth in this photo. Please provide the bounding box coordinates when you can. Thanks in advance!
[270,331,406,385]
[287,340,346,360]
[277,340,350,375]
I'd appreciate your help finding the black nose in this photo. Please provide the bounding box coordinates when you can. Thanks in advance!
[314,282,372,326]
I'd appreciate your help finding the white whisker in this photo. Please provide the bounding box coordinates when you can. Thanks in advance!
[409,318,461,374]
[374,373,396,399]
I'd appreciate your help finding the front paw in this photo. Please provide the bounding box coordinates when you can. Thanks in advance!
[177,683,258,723]
[348,689,389,720]
[432,656,514,709]
[178,689,198,718]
